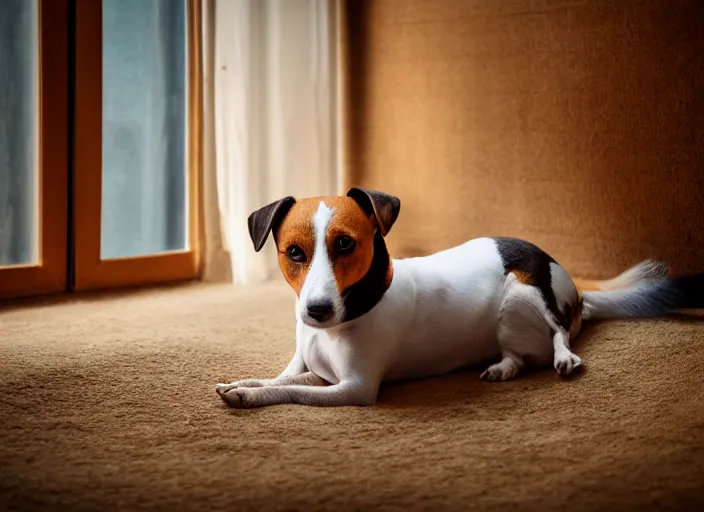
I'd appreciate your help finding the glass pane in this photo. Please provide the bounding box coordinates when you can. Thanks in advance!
[101,0,188,259]
[0,0,38,266]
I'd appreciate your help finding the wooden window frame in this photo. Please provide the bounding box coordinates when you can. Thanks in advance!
[73,0,203,292]
[0,0,69,301]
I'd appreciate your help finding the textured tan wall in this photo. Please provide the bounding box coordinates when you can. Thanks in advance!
[342,0,704,278]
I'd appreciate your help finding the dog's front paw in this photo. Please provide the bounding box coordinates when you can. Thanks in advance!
[216,382,238,396]
[219,388,247,408]
[216,379,269,395]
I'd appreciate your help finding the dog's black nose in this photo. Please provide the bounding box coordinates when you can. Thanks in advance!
[307,300,334,322]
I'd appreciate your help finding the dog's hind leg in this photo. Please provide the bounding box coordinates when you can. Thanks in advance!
[480,275,554,382]
[481,271,585,381]
[552,329,582,377]
[479,353,524,382]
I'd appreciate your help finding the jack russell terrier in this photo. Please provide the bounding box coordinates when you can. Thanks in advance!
[216,187,703,408]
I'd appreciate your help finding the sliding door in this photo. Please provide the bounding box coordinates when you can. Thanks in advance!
[0,0,68,300]
[73,0,202,291]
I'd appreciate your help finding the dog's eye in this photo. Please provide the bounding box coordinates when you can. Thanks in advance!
[334,236,356,255]
[286,245,306,263]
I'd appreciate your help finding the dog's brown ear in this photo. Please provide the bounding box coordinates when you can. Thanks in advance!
[347,187,401,237]
[247,196,296,252]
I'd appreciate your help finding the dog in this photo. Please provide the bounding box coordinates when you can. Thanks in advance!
[216,187,703,408]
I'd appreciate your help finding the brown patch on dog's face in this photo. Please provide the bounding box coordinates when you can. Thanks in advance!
[273,197,378,296]
[273,200,318,295]
[324,197,377,293]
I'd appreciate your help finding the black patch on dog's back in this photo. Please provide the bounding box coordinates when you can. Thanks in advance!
[494,237,569,330]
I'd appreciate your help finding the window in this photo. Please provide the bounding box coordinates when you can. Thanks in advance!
[0,0,202,300]
[0,0,68,300]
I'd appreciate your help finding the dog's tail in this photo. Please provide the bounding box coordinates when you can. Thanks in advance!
[574,260,704,320]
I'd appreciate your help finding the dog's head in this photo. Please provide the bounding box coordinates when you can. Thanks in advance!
[247,187,401,328]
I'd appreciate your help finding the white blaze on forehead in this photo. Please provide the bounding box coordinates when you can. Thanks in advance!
[299,201,345,322]
[312,201,334,243]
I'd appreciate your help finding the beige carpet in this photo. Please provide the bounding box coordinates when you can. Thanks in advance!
[1,282,703,511]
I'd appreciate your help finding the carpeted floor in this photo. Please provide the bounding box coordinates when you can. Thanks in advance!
[1,282,703,511]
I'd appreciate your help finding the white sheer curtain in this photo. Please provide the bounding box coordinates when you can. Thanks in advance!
[202,0,341,285]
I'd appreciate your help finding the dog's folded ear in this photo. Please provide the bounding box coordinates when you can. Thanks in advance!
[247,196,296,252]
[347,187,401,237]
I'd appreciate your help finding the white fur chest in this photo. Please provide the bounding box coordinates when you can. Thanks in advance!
[296,314,350,385]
